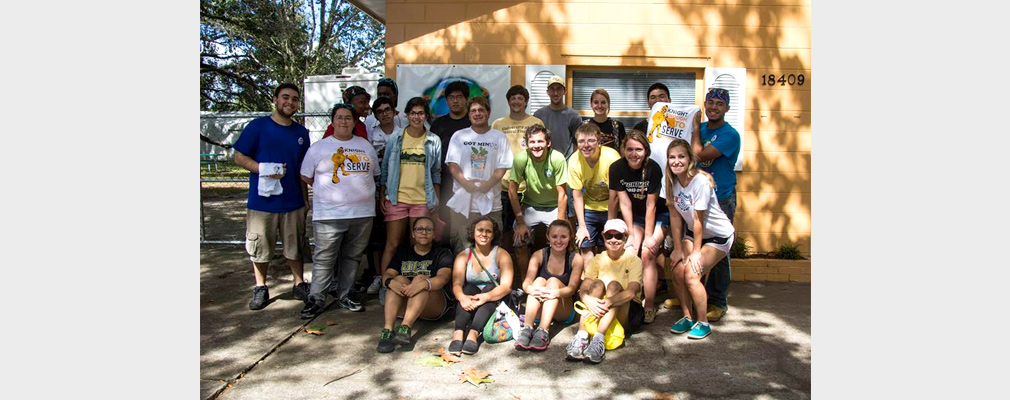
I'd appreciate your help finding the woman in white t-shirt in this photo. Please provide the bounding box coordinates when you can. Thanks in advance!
[664,138,735,340]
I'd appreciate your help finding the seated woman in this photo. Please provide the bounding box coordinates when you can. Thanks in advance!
[565,219,644,364]
[449,216,515,355]
[664,139,735,340]
[515,220,584,351]
[376,217,454,353]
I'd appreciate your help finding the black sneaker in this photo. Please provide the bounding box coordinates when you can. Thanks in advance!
[292,282,309,301]
[377,329,396,353]
[300,299,325,319]
[393,325,411,346]
[339,296,364,312]
[249,286,269,310]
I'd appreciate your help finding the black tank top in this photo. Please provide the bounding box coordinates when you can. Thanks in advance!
[537,247,573,284]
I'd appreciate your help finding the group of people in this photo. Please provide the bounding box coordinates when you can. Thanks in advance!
[231,75,741,364]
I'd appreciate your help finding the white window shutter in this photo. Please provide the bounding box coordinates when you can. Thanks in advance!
[525,65,566,114]
[705,67,746,171]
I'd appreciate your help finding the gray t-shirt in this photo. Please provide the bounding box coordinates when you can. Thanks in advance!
[533,106,583,157]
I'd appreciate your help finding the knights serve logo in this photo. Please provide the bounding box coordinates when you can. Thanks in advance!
[331,147,372,184]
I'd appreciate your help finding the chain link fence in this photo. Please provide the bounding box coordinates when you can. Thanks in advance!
[200,111,331,244]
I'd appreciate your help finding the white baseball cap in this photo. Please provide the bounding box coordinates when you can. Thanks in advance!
[602,219,628,234]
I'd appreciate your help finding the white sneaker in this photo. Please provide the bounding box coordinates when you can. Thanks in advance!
[367,275,382,295]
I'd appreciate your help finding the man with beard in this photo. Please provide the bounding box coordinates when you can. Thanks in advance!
[232,83,311,310]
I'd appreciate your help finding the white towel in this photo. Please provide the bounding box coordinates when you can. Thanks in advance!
[258,162,285,197]
[445,180,493,216]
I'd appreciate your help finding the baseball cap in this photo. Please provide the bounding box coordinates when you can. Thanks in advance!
[602,219,628,234]
[547,75,565,88]
[342,86,370,103]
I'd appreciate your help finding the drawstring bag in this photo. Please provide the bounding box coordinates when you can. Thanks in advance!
[483,301,521,343]
[574,300,625,350]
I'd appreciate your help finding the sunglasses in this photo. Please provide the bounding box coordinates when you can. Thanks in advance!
[603,232,626,241]
[343,86,369,102]
[331,103,354,113]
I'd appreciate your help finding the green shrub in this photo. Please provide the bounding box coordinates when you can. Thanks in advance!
[774,242,804,260]
[730,237,751,258]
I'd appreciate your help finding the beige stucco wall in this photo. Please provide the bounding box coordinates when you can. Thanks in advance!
[384,0,812,256]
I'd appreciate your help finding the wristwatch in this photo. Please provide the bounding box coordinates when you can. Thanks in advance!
[384,277,393,288]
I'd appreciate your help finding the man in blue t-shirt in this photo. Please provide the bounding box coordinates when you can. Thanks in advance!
[695,87,741,322]
[232,83,311,311]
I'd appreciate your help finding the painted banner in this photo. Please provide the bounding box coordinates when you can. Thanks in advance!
[646,102,701,199]
[396,64,511,123]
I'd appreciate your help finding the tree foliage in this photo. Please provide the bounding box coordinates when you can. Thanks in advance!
[201,0,384,111]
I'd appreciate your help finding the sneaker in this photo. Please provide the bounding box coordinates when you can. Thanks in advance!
[249,286,269,310]
[292,282,309,301]
[706,305,727,322]
[663,297,680,309]
[339,296,364,312]
[367,276,382,295]
[687,322,712,340]
[643,307,657,324]
[379,287,386,306]
[528,327,550,351]
[377,329,396,353]
[565,333,588,361]
[514,326,534,350]
[461,340,480,355]
[300,299,325,319]
[669,316,694,334]
[447,340,463,355]
[394,324,412,346]
[584,335,606,364]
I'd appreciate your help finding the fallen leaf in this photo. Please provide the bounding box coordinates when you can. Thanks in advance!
[437,347,461,364]
[653,392,675,400]
[274,366,279,369]
[219,380,226,383]
[510,393,521,400]
[305,328,325,335]
[323,393,329,398]
[326,322,338,326]
[309,324,327,331]
[361,344,367,349]
[414,355,449,367]
[499,368,507,373]
[461,367,492,385]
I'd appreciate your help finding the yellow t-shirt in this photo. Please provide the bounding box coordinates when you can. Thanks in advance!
[567,146,621,211]
[396,133,427,205]
[491,115,544,191]
[583,250,644,303]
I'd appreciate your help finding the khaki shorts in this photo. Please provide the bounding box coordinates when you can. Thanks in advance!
[245,207,306,263]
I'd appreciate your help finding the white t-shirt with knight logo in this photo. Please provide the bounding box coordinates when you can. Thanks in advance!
[300,135,380,220]
[646,102,700,199]
[444,127,514,215]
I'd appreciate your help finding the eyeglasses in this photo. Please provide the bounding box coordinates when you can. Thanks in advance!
[603,232,626,241]
[408,111,426,117]
[414,227,434,233]
[375,107,393,115]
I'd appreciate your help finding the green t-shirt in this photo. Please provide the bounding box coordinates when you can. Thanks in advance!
[509,148,569,208]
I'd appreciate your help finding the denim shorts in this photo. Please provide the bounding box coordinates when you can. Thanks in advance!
[579,209,608,249]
